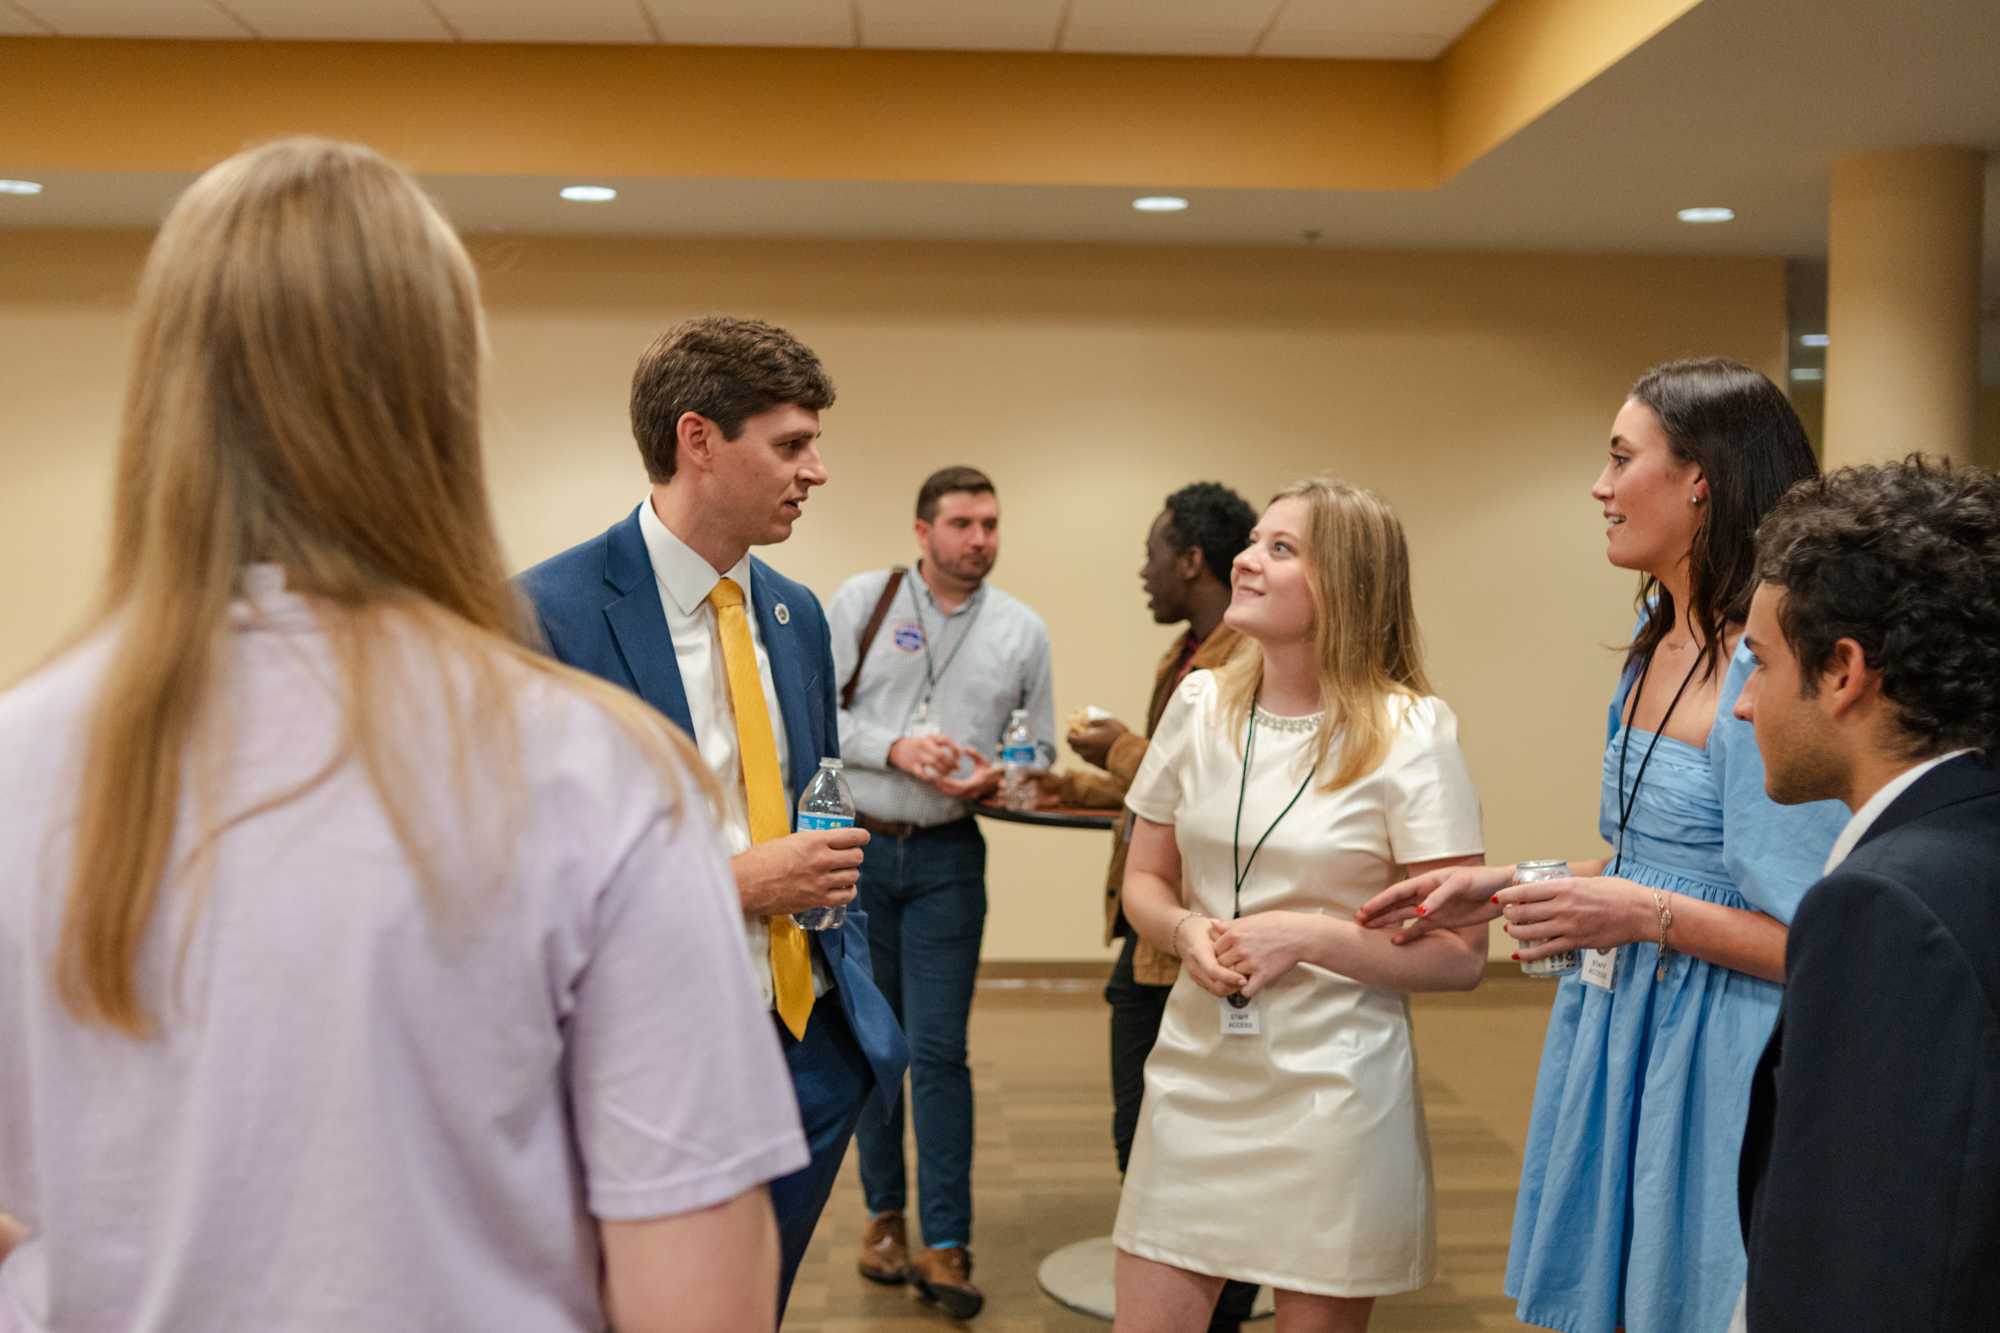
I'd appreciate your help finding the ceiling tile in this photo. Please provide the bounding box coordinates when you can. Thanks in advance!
[1066,0,1271,24]
[225,0,453,41]
[859,0,1064,51]
[1060,25,1259,57]
[12,0,247,38]
[643,0,851,48]
[1060,0,1281,57]
[1262,0,1493,57]
[432,0,652,44]
[862,22,1056,51]
[1257,29,1449,60]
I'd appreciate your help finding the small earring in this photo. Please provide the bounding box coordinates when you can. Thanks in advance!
[1690,494,1704,507]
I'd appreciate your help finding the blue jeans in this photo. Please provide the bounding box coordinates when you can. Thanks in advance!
[852,818,987,1247]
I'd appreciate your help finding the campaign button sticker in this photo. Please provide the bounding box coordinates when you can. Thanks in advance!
[891,622,926,652]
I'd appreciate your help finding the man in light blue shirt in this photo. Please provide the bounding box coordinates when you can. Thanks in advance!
[830,465,1055,1319]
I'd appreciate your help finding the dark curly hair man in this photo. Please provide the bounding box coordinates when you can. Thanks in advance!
[1734,455,2000,1333]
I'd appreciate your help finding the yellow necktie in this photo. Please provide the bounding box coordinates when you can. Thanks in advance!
[707,579,815,1039]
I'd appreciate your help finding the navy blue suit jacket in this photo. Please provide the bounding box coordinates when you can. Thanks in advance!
[1739,754,2000,1331]
[517,506,907,1113]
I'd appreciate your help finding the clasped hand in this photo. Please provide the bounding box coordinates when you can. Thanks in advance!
[733,826,869,918]
[888,733,1001,800]
[1182,911,1316,1000]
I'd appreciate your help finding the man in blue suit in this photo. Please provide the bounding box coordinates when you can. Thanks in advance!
[518,316,907,1316]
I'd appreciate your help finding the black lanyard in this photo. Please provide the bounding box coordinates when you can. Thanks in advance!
[906,569,985,713]
[1611,649,1701,877]
[1230,703,1316,922]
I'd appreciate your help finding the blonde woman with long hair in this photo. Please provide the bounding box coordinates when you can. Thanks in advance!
[1113,478,1488,1333]
[0,139,807,1333]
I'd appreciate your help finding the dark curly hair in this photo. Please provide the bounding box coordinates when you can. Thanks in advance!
[1162,482,1258,586]
[1754,455,2000,757]
[630,316,835,482]
[1626,358,1819,680]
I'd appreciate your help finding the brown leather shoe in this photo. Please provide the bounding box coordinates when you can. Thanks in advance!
[858,1211,910,1285]
[911,1244,984,1319]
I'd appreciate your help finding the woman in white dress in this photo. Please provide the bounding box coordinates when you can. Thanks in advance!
[1112,476,1489,1333]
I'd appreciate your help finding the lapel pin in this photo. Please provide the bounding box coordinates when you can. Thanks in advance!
[774,603,791,626]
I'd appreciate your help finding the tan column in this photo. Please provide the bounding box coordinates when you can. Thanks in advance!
[1824,146,1984,467]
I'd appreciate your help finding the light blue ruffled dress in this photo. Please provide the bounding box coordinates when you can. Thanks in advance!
[1504,640,1846,1333]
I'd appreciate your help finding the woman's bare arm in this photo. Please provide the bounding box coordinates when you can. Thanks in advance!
[1217,855,1489,995]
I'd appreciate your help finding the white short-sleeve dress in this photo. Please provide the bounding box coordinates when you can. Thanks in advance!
[1113,671,1485,1297]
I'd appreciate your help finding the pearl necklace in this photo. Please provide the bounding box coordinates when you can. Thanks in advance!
[1252,705,1323,734]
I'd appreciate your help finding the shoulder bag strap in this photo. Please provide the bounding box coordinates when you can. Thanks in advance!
[840,566,908,710]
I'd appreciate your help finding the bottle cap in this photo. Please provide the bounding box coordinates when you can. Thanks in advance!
[820,757,844,770]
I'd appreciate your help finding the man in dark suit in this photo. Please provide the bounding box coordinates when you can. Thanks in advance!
[518,316,907,1316]
[1731,456,2000,1332]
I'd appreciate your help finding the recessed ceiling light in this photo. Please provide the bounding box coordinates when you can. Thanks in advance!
[559,185,617,203]
[1797,333,1830,348]
[0,179,43,196]
[1676,206,1735,224]
[1132,195,1189,213]
[1790,367,1825,382]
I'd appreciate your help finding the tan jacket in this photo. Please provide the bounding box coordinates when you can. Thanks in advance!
[1055,625,1249,985]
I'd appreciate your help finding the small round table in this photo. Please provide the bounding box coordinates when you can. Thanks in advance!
[971,799,1118,831]
[974,797,1271,1322]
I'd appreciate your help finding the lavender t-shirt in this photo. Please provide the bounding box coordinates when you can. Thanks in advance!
[0,579,807,1332]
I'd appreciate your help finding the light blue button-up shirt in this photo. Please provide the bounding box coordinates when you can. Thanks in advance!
[829,565,1056,827]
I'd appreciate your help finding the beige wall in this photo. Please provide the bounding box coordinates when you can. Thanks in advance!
[1788,382,1996,469]
[0,231,1786,961]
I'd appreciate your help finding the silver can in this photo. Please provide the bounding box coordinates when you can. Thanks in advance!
[1512,859,1577,978]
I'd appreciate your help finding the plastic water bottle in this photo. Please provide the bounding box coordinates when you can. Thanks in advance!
[999,708,1037,810]
[794,758,855,931]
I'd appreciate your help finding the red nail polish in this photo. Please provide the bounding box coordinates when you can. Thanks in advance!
[1414,906,1427,916]
[1490,895,1500,904]
[1510,952,1520,961]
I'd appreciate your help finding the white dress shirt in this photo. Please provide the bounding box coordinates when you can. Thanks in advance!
[638,497,828,1005]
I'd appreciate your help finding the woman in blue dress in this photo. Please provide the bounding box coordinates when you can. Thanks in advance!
[1356,358,1847,1332]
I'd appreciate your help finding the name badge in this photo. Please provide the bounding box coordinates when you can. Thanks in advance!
[1219,995,1261,1036]
[1580,947,1618,991]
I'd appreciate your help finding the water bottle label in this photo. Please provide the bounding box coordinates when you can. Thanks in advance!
[794,811,853,931]
[1000,744,1036,766]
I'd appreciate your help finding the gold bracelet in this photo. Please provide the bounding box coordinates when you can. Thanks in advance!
[1171,910,1202,958]
[1651,890,1675,981]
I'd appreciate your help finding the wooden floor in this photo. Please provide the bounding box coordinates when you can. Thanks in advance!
[783,972,1553,1331]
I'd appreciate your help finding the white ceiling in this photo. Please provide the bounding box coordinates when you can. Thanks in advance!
[0,0,1496,58]
[3,0,1997,377]
[5,0,1992,262]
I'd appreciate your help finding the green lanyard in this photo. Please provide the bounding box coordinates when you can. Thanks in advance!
[1230,703,1316,922]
